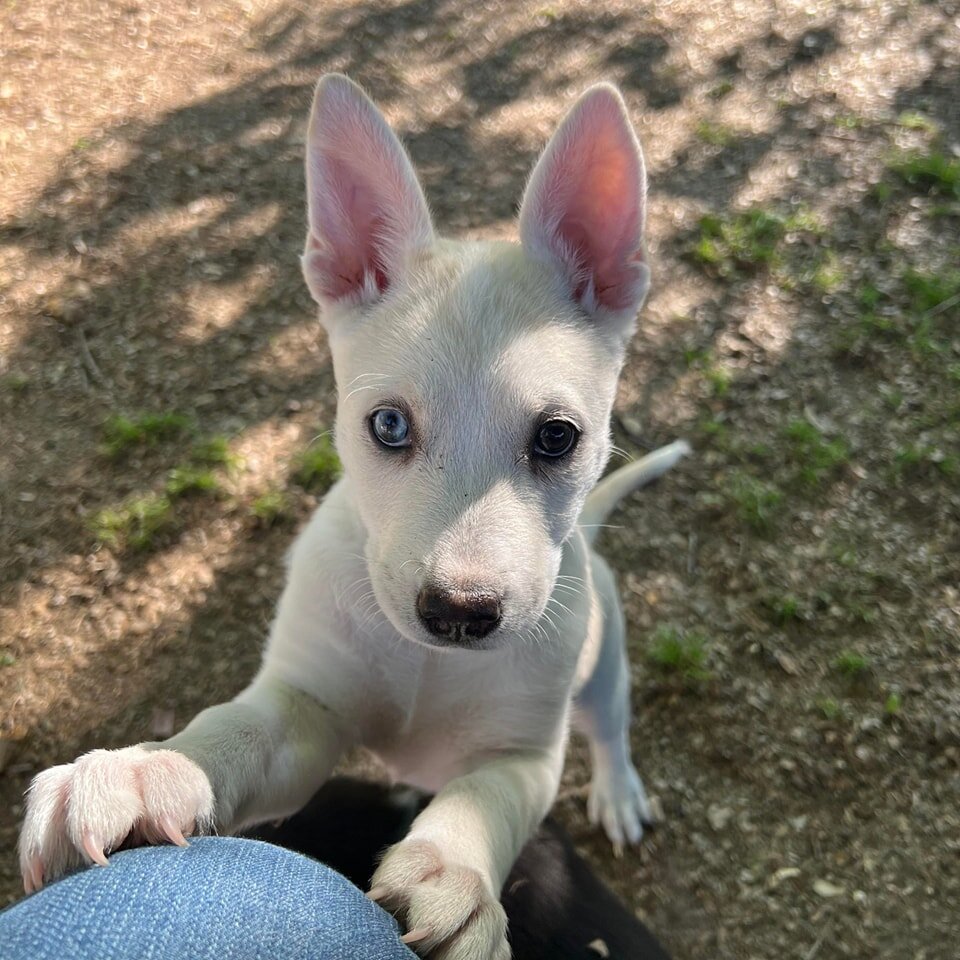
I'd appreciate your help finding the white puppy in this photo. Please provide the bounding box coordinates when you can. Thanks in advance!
[19,75,688,959]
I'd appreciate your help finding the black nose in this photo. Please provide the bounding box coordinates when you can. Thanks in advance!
[416,585,503,641]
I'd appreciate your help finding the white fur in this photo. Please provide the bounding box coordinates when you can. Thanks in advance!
[19,76,688,959]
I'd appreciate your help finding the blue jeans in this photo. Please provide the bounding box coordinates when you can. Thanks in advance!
[0,836,417,959]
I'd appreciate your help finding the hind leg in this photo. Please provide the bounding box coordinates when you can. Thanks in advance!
[573,554,653,849]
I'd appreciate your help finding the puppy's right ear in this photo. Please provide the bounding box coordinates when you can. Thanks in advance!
[302,75,434,310]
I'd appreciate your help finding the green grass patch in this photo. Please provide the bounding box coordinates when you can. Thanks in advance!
[834,651,870,678]
[784,418,849,486]
[0,652,16,667]
[1,372,30,393]
[102,412,194,457]
[190,435,240,469]
[165,466,221,498]
[880,386,904,412]
[894,443,958,478]
[705,365,731,397]
[902,267,960,314]
[888,150,960,199]
[647,625,710,681]
[833,114,868,130]
[292,435,341,492]
[695,120,737,147]
[903,268,960,357]
[90,439,234,550]
[250,490,293,526]
[698,416,729,441]
[897,111,938,134]
[811,251,846,293]
[91,493,175,551]
[684,350,732,397]
[692,209,787,276]
[816,697,842,720]
[762,593,803,625]
[708,79,734,100]
[683,347,711,368]
[727,472,784,534]
[884,692,902,716]
[833,269,959,363]
[690,207,822,279]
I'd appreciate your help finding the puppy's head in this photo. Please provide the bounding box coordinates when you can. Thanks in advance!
[302,75,649,650]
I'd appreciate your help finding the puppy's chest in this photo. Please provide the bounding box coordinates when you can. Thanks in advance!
[361,655,567,791]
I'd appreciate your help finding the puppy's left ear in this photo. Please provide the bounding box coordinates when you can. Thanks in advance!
[519,85,648,337]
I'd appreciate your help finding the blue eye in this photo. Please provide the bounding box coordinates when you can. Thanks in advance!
[370,408,411,449]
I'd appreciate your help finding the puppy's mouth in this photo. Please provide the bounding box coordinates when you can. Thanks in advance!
[412,628,504,651]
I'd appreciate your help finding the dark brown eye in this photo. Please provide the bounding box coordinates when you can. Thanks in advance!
[533,419,579,459]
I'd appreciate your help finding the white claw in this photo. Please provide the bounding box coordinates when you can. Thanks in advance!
[82,832,110,867]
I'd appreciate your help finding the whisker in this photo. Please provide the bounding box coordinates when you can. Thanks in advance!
[343,383,387,402]
[540,608,560,640]
[546,597,576,619]
[344,373,389,387]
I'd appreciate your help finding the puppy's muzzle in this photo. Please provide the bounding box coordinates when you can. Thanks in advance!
[416,585,503,641]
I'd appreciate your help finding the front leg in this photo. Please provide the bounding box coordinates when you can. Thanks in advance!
[19,670,349,891]
[370,748,563,959]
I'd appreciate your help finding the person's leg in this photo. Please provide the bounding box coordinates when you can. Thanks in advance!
[0,836,416,960]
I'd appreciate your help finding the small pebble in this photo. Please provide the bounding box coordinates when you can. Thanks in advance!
[708,805,734,831]
[813,879,845,898]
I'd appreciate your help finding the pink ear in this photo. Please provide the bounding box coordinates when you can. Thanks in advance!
[302,74,434,306]
[519,85,649,323]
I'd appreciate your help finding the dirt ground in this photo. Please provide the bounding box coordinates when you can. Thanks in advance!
[1,0,959,956]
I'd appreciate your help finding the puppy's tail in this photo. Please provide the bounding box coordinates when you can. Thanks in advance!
[580,440,691,546]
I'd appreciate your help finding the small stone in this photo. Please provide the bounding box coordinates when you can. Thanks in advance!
[770,866,801,887]
[618,414,644,442]
[708,804,734,831]
[587,939,610,957]
[813,879,845,898]
[775,651,800,675]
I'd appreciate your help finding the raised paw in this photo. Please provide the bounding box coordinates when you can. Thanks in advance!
[368,839,509,960]
[588,761,654,851]
[19,745,214,893]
